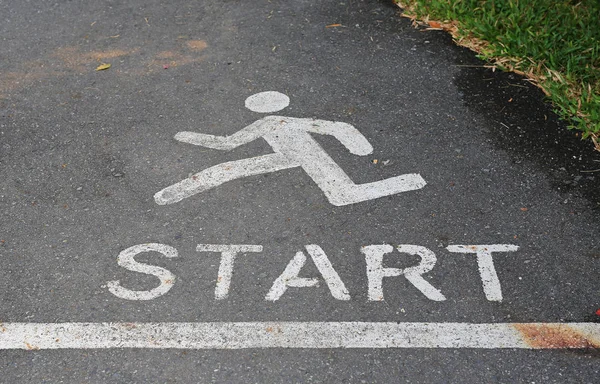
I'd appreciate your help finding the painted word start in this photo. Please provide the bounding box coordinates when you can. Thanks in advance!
[107,243,519,302]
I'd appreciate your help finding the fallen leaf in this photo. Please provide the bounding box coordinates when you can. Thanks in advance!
[520,207,528,211]
[326,23,342,28]
[428,21,441,28]
[596,308,600,316]
[95,63,111,71]
[372,159,378,164]
[186,40,208,51]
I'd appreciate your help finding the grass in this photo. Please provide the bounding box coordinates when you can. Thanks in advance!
[396,0,600,151]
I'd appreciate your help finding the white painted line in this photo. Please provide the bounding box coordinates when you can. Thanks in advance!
[1,322,598,350]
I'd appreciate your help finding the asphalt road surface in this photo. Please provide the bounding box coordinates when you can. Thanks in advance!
[1,0,599,382]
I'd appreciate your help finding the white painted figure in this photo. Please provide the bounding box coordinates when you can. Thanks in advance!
[154,91,426,206]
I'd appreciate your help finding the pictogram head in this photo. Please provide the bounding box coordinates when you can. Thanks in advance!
[245,91,290,113]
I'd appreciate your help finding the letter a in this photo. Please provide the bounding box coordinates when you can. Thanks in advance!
[265,245,350,301]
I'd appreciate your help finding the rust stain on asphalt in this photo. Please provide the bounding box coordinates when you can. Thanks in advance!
[514,323,600,349]
[0,39,209,98]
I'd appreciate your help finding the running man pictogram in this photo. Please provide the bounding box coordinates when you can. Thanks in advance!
[154,91,426,206]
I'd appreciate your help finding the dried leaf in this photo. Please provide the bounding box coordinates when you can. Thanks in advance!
[520,207,528,211]
[326,23,342,28]
[428,21,442,29]
[95,63,111,71]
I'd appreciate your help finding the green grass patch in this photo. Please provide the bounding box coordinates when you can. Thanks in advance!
[396,0,600,149]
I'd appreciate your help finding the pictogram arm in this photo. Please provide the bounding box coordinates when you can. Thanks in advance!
[174,119,275,150]
[306,120,373,156]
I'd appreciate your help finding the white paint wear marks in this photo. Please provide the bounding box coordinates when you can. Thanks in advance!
[154,92,426,206]
[196,244,263,300]
[446,244,519,302]
[1,322,598,350]
[265,244,351,301]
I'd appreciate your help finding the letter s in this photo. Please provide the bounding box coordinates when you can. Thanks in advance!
[106,243,178,300]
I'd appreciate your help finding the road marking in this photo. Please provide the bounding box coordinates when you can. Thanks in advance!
[1,322,598,349]
[107,243,519,301]
[154,92,426,206]
[362,244,446,301]
[106,243,178,301]
[446,245,519,302]
[196,244,263,300]
[244,91,290,113]
[265,244,351,301]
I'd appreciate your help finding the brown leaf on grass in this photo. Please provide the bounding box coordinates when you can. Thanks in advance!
[428,21,441,28]
[95,63,111,71]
